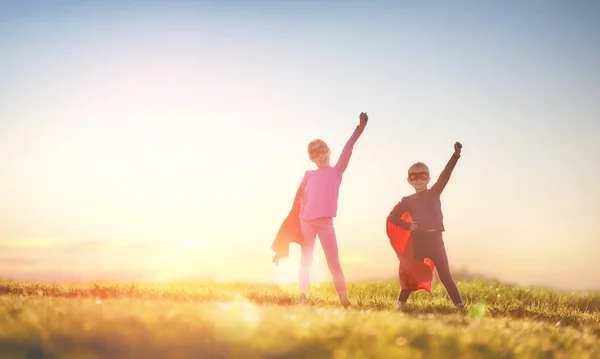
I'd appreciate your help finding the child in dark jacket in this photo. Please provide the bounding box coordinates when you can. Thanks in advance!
[387,142,465,311]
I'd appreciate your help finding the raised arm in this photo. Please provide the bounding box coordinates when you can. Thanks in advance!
[430,142,462,194]
[298,171,310,208]
[387,198,412,230]
[334,112,368,173]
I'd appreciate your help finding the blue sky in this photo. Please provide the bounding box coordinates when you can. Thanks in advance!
[1,0,599,290]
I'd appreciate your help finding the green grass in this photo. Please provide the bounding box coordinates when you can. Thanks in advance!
[0,278,598,359]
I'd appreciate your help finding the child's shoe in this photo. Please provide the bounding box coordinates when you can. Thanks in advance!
[394,301,407,311]
[338,291,352,308]
[298,293,309,305]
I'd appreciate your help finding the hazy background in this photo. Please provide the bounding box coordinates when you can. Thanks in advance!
[1,0,599,291]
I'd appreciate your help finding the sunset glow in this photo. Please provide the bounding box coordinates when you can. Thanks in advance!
[1,1,599,291]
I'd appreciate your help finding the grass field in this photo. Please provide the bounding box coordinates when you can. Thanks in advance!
[0,277,599,359]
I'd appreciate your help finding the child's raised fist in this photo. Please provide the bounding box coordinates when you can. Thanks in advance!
[454,142,462,156]
[359,112,368,129]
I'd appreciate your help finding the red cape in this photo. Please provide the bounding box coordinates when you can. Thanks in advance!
[386,212,435,293]
[270,185,304,265]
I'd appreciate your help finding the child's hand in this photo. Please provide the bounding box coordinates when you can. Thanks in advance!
[454,142,462,156]
[299,195,307,207]
[359,112,368,129]
[410,222,418,231]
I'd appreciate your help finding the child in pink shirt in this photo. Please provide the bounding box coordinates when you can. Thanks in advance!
[297,112,368,307]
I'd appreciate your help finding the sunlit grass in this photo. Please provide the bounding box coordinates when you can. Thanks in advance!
[0,278,598,358]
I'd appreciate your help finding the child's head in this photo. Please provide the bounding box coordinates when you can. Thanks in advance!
[308,139,331,168]
[407,162,430,192]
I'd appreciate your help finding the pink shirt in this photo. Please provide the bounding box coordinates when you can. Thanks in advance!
[299,126,364,220]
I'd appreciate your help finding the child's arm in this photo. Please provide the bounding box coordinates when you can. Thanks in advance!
[387,199,412,230]
[298,171,310,207]
[334,112,368,173]
[430,142,462,194]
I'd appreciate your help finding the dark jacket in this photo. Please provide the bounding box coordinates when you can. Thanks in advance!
[271,185,304,265]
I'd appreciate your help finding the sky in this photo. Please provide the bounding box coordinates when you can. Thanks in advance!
[1,0,599,291]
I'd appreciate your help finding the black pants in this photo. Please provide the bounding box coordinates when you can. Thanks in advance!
[398,231,463,305]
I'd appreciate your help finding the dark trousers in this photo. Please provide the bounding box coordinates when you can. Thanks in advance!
[398,231,463,305]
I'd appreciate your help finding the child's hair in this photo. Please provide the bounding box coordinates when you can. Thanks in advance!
[408,162,430,174]
[308,139,326,150]
[307,139,329,158]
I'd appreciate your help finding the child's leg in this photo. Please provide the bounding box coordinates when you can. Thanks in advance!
[395,252,411,306]
[397,288,411,309]
[315,218,349,304]
[428,234,463,307]
[299,220,318,298]
[398,289,411,302]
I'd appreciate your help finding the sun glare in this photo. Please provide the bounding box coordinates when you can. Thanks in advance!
[271,247,331,288]
[178,240,203,248]
[272,262,298,285]
[213,301,261,333]
[6,238,59,248]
